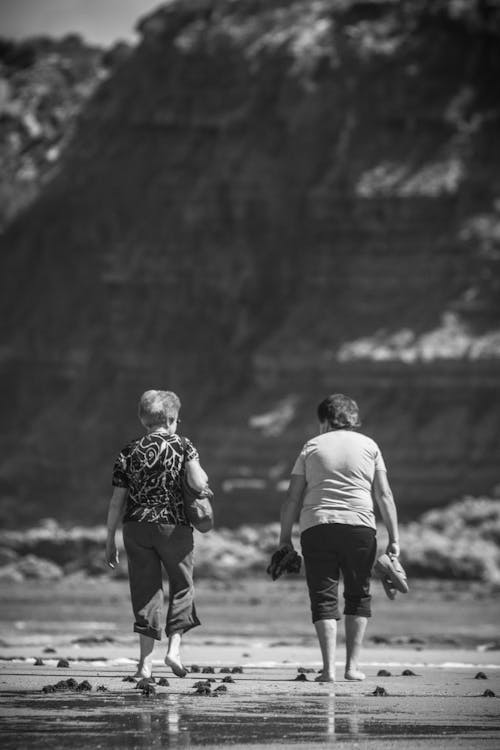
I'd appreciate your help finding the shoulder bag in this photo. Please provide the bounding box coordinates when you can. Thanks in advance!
[180,437,214,533]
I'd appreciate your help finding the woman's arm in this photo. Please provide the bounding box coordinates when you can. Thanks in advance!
[279,474,307,548]
[105,486,128,568]
[372,470,400,557]
[185,459,209,493]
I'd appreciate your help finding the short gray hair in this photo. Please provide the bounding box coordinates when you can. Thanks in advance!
[138,390,181,429]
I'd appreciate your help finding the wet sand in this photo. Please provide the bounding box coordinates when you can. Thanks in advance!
[1,652,499,749]
[1,578,499,748]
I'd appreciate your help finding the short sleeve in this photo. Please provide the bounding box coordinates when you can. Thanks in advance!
[112,449,129,487]
[183,437,200,463]
[291,445,307,475]
[374,445,387,472]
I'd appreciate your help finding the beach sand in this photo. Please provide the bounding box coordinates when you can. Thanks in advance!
[1,577,499,748]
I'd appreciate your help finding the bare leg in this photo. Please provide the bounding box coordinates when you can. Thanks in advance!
[134,634,155,679]
[165,631,187,677]
[314,619,337,682]
[345,614,367,680]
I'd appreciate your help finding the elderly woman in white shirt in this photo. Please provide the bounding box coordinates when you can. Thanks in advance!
[278,393,400,682]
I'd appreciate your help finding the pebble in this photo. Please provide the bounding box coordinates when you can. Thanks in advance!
[373,686,388,696]
[76,680,92,692]
[475,671,488,679]
[194,685,211,696]
[57,659,70,668]
[219,667,232,673]
[43,647,56,654]
[222,676,235,683]
[141,683,157,696]
[157,677,169,687]
[483,689,496,697]
[41,678,79,693]
[214,684,227,693]
[193,680,212,689]
[377,669,391,676]
[202,666,215,674]
[294,673,308,681]
[231,667,243,674]
[96,685,108,692]
[34,658,44,666]
[402,669,418,676]
[135,678,156,690]
[190,665,201,673]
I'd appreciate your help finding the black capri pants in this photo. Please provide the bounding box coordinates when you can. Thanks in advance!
[301,523,377,622]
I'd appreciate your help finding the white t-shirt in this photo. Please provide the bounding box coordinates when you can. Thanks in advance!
[291,430,386,533]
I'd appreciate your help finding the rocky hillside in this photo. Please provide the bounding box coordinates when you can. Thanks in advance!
[0,35,132,229]
[0,0,499,527]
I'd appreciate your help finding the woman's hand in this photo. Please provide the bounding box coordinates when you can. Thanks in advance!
[105,538,119,569]
[386,541,400,558]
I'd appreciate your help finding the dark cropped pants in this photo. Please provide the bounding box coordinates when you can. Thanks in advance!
[301,523,377,622]
[123,522,200,640]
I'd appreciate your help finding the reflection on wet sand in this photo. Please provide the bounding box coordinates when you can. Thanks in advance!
[1,686,500,749]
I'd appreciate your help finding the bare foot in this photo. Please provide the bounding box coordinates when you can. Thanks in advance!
[133,662,152,680]
[165,654,187,678]
[315,671,335,683]
[345,669,365,681]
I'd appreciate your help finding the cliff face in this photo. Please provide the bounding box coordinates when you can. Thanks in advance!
[0,35,118,229]
[0,0,499,527]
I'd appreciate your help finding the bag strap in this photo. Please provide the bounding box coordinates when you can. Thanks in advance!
[180,436,189,473]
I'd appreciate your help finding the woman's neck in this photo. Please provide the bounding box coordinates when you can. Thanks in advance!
[147,426,174,435]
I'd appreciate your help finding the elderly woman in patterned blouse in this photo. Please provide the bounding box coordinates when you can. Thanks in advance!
[105,390,208,679]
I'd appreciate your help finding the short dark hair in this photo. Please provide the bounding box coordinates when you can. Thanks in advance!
[317,393,361,430]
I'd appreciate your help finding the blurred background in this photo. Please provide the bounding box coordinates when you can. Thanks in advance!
[0,1,499,584]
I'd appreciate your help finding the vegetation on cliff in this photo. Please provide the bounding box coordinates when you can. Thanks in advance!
[0,35,124,228]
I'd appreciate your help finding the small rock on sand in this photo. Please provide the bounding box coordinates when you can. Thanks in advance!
[76,680,92,692]
[373,686,388,696]
[194,685,211,695]
[135,678,156,689]
[377,669,391,676]
[475,671,488,679]
[57,659,70,668]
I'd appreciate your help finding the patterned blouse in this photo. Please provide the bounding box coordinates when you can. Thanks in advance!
[112,431,199,524]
